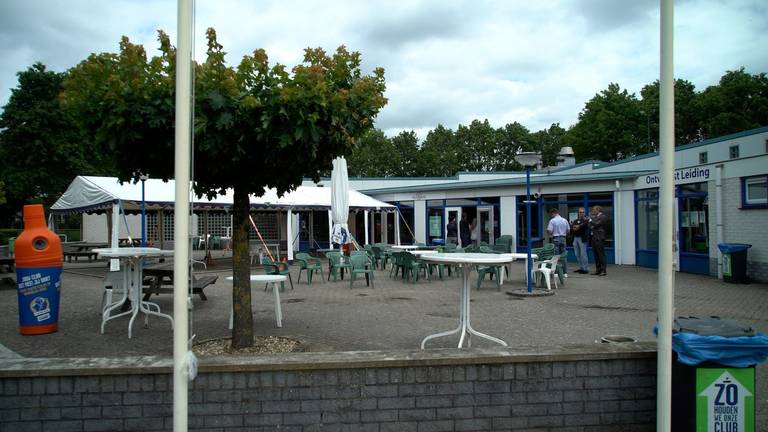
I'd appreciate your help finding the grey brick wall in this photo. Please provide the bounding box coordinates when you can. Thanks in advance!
[0,347,657,431]
[707,178,768,283]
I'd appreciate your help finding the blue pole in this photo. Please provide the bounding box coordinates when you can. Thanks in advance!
[526,167,532,293]
[141,179,146,247]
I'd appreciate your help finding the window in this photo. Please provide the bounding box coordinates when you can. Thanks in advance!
[742,175,768,208]
[699,152,708,164]
[729,145,739,159]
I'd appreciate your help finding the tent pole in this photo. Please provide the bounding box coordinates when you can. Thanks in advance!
[327,210,333,250]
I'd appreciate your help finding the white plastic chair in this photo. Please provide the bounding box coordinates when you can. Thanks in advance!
[532,254,560,291]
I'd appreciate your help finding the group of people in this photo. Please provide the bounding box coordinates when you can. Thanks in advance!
[546,206,609,276]
[445,211,477,247]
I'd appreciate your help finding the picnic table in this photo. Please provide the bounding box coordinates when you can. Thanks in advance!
[63,242,108,262]
[142,263,218,301]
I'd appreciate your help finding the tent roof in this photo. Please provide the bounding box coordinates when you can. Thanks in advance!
[51,176,396,214]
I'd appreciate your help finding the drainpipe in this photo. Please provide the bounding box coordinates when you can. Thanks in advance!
[614,180,622,265]
[715,164,724,279]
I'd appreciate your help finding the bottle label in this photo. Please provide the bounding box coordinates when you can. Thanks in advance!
[17,266,62,326]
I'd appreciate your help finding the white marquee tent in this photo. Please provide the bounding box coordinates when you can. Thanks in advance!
[51,176,396,259]
[52,176,395,213]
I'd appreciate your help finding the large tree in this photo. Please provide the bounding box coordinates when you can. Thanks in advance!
[63,29,386,348]
[0,63,113,223]
[418,124,460,176]
[531,123,566,168]
[566,83,646,162]
[696,68,768,139]
[639,79,701,149]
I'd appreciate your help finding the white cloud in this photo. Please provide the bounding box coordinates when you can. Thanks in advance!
[1,0,766,139]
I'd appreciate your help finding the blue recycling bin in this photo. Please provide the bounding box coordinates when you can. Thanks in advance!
[667,316,768,432]
[717,243,751,283]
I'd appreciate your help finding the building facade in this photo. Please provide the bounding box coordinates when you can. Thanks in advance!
[308,127,768,282]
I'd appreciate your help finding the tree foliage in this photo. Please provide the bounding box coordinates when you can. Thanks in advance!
[0,63,113,223]
[696,68,768,138]
[62,29,387,348]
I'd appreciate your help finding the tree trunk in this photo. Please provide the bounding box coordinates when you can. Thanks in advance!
[231,187,254,348]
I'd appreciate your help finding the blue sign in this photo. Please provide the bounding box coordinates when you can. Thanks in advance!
[17,267,62,328]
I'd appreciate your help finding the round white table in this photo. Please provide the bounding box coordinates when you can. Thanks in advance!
[93,247,174,338]
[418,253,515,349]
[391,245,419,250]
[409,250,437,256]
[226,275,287,328]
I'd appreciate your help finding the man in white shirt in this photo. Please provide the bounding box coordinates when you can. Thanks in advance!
[547,208,570,276]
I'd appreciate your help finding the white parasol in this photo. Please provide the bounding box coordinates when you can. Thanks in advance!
[331,157,350,245]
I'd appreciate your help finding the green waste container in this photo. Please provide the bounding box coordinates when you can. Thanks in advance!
[718,243,751,283]
[669,316,768,432]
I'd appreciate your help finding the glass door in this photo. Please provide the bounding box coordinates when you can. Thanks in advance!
[444,207,462,245]
[477,206,494,245]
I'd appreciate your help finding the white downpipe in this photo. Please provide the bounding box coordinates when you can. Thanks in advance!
[395,212,401,245]
[327,210,333,250]
[614,181,622,265]
[715,164,724,279]
[286,210,294,260]
[173,0,192,430]
[364,210,369,245]
[657,1,675,430]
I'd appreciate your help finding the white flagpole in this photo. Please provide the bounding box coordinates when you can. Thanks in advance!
[657,0,675,430]
[174,0,192,430]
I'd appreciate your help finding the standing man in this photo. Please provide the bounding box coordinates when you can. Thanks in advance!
[571,207,589,274]
[547,208,570,276]
[589,205,609,276]
[446,217,458,245]
[459,212,471,247]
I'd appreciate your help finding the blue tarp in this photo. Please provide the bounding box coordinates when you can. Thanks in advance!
[717,243,752,254]
[671,332,768,367]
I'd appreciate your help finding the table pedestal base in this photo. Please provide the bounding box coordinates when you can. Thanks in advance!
[421,264,508,349]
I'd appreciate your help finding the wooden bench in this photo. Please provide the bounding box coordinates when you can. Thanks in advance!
[63,250,98,262]
[142,274,218,301]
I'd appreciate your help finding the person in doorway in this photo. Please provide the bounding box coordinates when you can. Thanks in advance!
[570,207,589,274]
[546,208,570,277]
[446,217,458,245]
[459,212,471,247]
[469,218,479,244]
[589,205,609,276]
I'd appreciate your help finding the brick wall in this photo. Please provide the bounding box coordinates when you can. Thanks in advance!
[715,178,768,282]
[0,344,657,431]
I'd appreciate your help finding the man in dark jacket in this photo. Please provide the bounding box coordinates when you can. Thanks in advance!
[459,212,471,247]
[589,205,609,276]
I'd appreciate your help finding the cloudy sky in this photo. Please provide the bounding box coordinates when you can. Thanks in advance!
[1,0,766,138]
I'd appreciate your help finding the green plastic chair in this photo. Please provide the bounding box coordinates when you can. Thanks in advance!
[325,251,351,282]
[295,252,324,285]
[402,252,428,282]
[390,251,406,278]
[476,246,502,290]
[261,256,293,291]
[349,253,374,288]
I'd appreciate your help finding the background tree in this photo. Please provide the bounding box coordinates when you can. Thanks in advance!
[639,79,701,150]
[418,124,460,176]
[566,83,646,162]
[497,122,533,170]
[531,123,566,168]
[63,29,386,348]
[696,68,768,139]
[388,131,419,176]
[0,63,114,224]
[346,129,391,176]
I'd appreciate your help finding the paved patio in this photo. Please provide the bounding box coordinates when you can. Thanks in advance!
[0,256,766,424]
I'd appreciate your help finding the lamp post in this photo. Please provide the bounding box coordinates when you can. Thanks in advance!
[140,174,149,247]
[516,152,541,293]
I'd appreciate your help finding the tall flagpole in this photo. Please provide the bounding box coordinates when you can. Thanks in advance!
[173,0,192,430]
[657,0,675,430]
